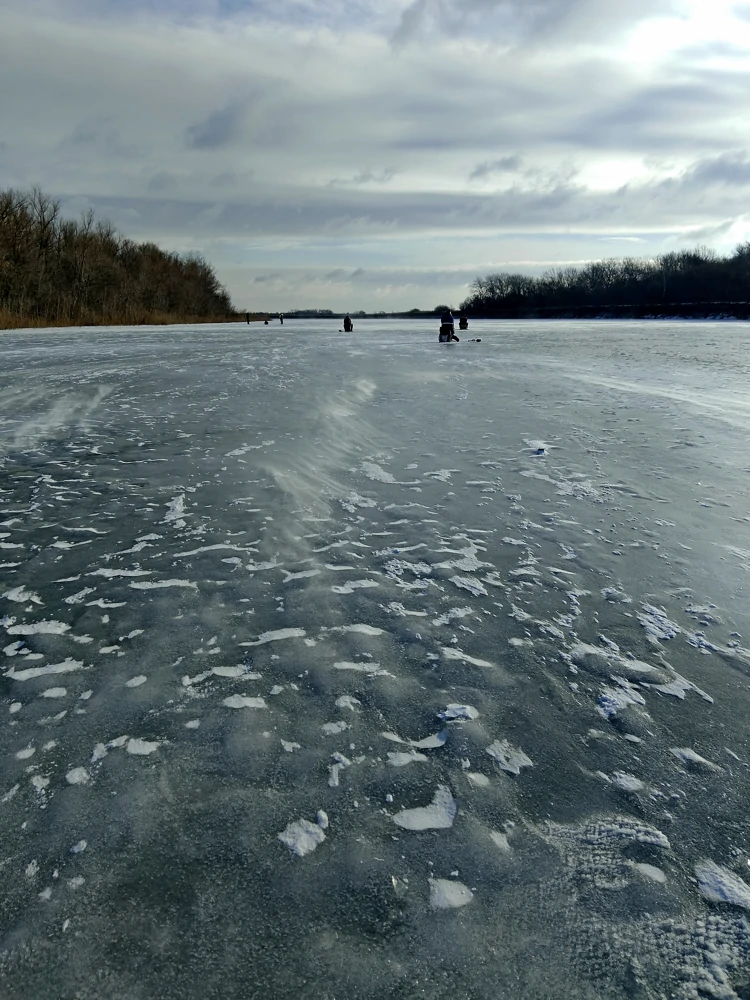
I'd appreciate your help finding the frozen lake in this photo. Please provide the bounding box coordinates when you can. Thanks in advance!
[2,318,750,999]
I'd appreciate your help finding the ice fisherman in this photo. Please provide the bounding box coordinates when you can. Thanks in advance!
[438,310,459,342]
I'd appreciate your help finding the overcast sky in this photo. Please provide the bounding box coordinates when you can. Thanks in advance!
[2,0,750,311]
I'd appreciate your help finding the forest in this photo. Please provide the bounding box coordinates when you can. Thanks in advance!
[461,244,750,318]
[0,187,237,328]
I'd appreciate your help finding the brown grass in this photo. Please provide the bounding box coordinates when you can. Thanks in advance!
[0,309,269,330]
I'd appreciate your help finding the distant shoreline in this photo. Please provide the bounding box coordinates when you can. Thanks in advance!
[0,312,259,331]
[259,303,750,321]
[4,304,750,331]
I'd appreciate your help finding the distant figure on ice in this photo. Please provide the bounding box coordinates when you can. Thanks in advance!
[343,314,353,332]
[439,310,459,342]
[264,319,268,324]
[459,313,468,330]
[279,314,284,325]
[246,312,250,324]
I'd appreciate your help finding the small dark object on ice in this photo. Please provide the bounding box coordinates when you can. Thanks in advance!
[535,447,545,455]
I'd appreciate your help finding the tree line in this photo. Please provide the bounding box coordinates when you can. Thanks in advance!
[460,244,750,317]
[0,187,237,328]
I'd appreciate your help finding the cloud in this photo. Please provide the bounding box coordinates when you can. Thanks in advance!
[148,171,178,193]
[328,168,398,187]
[186,101,246,150]
[390,0,679,48]
[392,0,429,47]
[469,156,522,180]
[2,0,750,309]
[58,115,145,159]
[682,150,750,186]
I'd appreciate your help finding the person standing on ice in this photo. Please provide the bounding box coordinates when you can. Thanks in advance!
[343,314,353,332]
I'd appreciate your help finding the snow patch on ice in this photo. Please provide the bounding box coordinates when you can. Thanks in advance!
[223,695,267,709]
[438,704,479,722]
[66,767,91,785]
[486,740,533,775]
[240,627,306,647]
[695,861,750,909]
[392,785,456,831]
[278,816,327,857]
[429,878,474,910]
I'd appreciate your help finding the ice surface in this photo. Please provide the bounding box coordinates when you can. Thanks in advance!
[3,320,750,1000]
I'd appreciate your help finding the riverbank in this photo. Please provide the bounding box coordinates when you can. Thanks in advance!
[0,309,268,330]
[464,301,750,321]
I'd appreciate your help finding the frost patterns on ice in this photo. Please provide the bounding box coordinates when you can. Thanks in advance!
[392,785,456,831]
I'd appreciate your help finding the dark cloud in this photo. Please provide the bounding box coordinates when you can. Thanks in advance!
[328,168,398,187]
[392,0,429,48]
[675,218,737,243]
[683,150,750,187]
[554,73,747,152]
[209,170,239,187]
[186,101,245,150]
[59,116,144,158]
[469,155,522,180]
[63,150,750,247]
[147,171,178,193]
